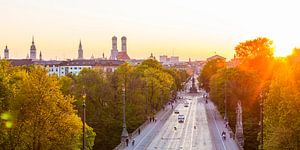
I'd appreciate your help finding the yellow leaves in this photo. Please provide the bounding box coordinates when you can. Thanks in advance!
[1,112,14,128]
[0,112,11,120]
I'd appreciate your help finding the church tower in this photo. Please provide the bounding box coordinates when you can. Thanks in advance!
[78,40,83,59]
[4,45,9,59]
[110,36,118,60]
[121,36,127,52]
[30,36,37,60]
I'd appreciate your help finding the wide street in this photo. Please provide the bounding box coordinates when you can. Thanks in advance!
[123,76,239,150]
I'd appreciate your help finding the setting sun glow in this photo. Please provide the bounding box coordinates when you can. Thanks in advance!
[274,49,293,57]
[274,43,294,57]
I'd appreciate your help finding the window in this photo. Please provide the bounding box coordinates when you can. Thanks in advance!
[70,67,72,69]
[74,67,77,70]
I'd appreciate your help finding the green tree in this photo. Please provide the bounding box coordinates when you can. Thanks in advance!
[264,61,300,149]
[198,58,226,92]
[3,66,95,150]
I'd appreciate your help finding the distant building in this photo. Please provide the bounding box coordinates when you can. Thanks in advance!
[78,40,83,59]
[149,53,156,60]
[228,55,242,68]
[110,36,118,60]
[159,55,179,64]
[110,36,130,61]
[206,55,226,62]
[39,51,42,61]
[117,36,130,61]
[4,45,9,59]
[30,37,37,60]
[170,56,179,64]
[159,55,167,63]
[8,59,124,76]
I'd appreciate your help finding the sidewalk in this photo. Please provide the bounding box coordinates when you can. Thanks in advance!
[116,99,181,150]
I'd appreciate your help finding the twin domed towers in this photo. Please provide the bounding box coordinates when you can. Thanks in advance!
[110,36,130,60]
[77,36,130,60]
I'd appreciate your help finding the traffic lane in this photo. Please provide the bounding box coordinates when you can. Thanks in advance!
[194,97,213,150]
[146,96,191,149]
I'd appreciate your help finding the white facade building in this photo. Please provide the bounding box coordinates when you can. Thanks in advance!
[159,55,180,65]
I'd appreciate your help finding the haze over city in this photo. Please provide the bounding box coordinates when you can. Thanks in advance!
[1,0,300,60]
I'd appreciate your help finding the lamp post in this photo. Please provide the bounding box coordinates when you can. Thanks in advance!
[82,92,86,150]
[121,84,129,143]
[260,92,264,150]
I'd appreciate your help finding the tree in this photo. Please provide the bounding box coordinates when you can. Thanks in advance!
[235,37,274,79]
[209,67,261,149]
[264,61,300,149]
[3,66,95,150]
[198,58,226,92]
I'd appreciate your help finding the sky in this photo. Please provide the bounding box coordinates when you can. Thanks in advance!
[1,0,300,61]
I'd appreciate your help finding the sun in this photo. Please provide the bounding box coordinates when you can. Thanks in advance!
[274,43,293,57]
[274,49,293,57]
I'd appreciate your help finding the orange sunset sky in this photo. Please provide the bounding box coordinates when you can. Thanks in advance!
[1,0,300,60]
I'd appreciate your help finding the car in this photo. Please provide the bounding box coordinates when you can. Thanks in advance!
[184,102,189,107]
[174,109,179,114]
[178,115,185,123]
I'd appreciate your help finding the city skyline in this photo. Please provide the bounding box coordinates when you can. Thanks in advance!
[1,0,300,60]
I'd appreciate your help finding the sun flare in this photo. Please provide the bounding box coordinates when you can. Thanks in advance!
[274,49,293,57]
[274,43,294,57]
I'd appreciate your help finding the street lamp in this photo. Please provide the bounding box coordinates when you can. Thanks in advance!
[82,92,86,150]
[260,92,264,150]
[121,84,129,143]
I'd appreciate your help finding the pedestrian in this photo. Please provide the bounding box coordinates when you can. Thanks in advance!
[126,138,129,146]
[132,139,135,146]
[138,128,141,135]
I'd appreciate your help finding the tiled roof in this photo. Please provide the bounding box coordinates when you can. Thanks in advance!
[8,59,125,67]
[8,59,34,66]
[117,52,130,60]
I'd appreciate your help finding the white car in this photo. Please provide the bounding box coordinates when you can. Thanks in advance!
[178,115,185,123]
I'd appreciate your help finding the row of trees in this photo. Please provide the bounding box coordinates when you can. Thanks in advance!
[59,59,189,149]
[199,37,300,149]
[0,61,95,150]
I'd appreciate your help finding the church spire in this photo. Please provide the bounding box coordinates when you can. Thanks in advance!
[78,40,83,59]
[39,51,42,61]
[32,36,35,44]
[79,40,82,49]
